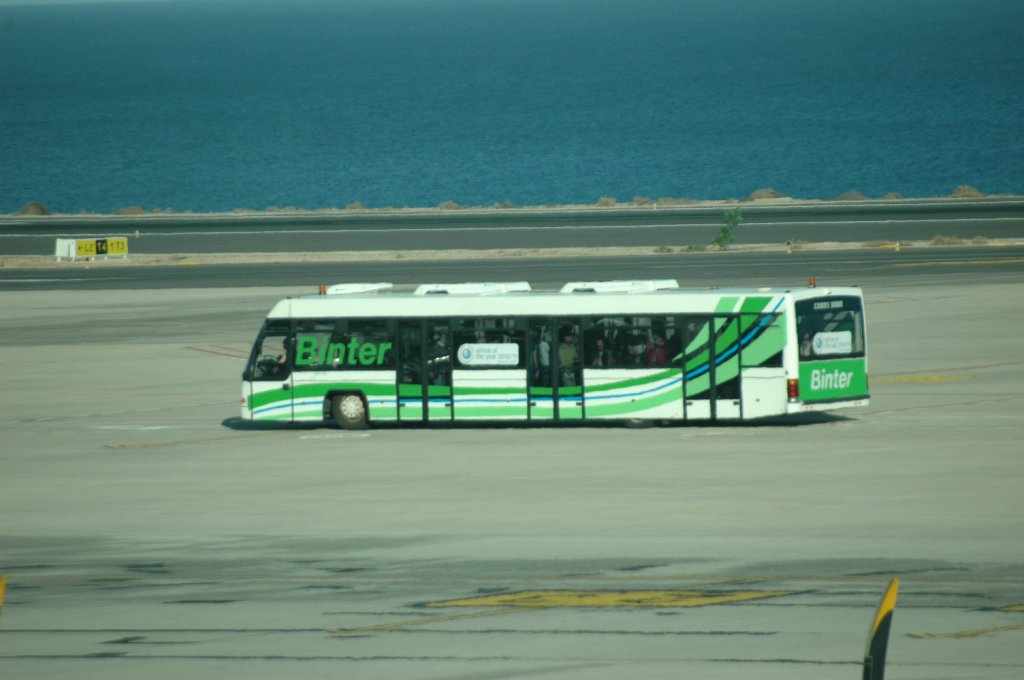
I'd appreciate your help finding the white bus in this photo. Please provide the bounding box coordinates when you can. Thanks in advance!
[242,280,868,428]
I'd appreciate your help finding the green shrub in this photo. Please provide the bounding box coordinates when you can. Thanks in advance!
[711,208,742,250]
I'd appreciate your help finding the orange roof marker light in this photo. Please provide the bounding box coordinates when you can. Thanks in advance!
[808,276,816,287]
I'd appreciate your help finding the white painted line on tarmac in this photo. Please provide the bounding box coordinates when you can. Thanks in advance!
[91,425,177,431]
[298,433,371,440]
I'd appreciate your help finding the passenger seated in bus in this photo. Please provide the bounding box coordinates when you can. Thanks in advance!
[620,333,645,367]
[646,331,667,366]
[590,336,613,367]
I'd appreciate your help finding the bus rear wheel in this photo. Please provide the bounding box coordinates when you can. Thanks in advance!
[332,393,368,430]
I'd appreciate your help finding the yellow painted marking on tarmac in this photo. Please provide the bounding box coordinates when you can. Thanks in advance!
[884,257,1024,269]
[329,589,792,636]
[910,623,1024,640]
[428,589,793,609]
[328,608,520,636]
[875,375,972,384]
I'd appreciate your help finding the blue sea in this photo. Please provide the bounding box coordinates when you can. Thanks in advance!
[1,0,1021,213]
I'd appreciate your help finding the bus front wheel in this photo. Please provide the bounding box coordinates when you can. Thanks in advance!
[332,393,368,430]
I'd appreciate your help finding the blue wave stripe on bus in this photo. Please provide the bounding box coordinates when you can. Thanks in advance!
[585,376,682,402]
[253,400,291,416]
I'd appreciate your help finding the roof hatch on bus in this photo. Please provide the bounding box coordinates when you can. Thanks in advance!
[413,282,532,295]
[325,282,394,295]
[559,279,679,294]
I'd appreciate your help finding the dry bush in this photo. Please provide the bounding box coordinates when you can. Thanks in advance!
[931,234,964,246]
[633,195,655,206]
[835,191,867,201]
[18,201,51,215]
[438,200,460,210]
[951,185,985,198]
[748,188,787,200]
[658,196,697,206]
[596,196,617,207]
[346,202,365,211]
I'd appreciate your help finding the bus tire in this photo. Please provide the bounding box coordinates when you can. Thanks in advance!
[332,393,368,430]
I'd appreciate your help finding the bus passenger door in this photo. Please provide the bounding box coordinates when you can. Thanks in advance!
[425,321,453,422]
[553,320,584,420]
[398,320,453,423]
[682,315,714,420]
[713,315,742,420]
[397,321,425,422]
[527,318,555,421]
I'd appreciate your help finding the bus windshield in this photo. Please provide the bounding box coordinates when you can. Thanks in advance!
[795,296,865,360]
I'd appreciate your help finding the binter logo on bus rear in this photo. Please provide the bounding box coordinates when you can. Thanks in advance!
[799,358,868,402]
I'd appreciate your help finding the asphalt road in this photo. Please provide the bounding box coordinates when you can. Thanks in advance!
[2,277,1023,679]
[2,198,1023,255]
[2,245,1023,292]
[2,203,1024,679]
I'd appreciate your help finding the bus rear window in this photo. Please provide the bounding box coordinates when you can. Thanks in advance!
[795,296,865,359]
